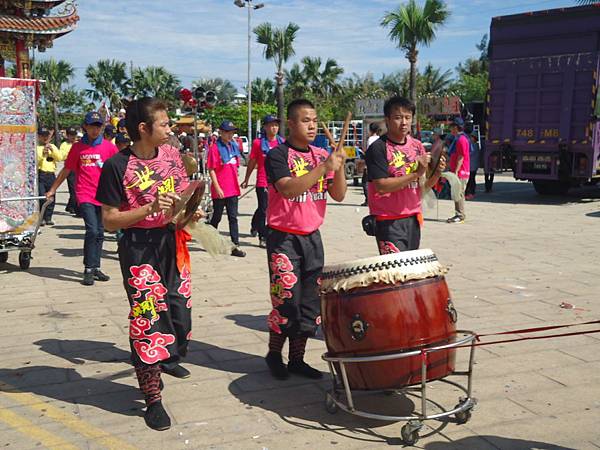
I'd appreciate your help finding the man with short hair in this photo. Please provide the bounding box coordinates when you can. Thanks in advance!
[264,99,346,380]
[60,127,80,215]
[115,132,131,151]
[207,121,245,257]
[46,111,118,285]
[104,124,116,144]
[447,117,470,223]
[241,114,284,248]
[36,127,61,226]
[365,96,445,254]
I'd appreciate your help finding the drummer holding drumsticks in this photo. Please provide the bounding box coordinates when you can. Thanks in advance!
[365,96,446,254]
[263,99,347,380]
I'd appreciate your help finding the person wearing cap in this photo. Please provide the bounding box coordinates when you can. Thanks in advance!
[241,114,284,248]
[117,118,128,134]
[115,132,131,151]
[46,111,119,285]
[446,117,470,223]
[207,120,246,257]
[59,127,80,216]
[36,126,62,225]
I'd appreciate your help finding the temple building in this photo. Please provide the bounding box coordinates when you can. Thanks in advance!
[0,0,79,78]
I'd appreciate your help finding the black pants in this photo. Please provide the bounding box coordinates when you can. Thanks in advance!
[251,187,268,239]
[266,228,324,338]
[210,196,239,245]
[66,171,78,213]
[466,170,477,196]
[361,168,368,202]
[119,226,192,368]
[375,215,421,254]
[37,171,55,222]
[484,172,495,192]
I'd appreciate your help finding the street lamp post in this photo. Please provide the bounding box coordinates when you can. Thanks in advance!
[234,0,264,151]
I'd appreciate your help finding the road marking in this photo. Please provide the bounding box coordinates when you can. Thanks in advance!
[1,383,138,450]
[0,407,79,450]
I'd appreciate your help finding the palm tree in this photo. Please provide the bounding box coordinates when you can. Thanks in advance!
[131,66,180,104]
[380,70,411,97]
[34,59,75,144]
[251,77,275,104]
[300,56,344,99]
[192,77,237,106]
[284,63,307,99]
[381,0,450,128]
[419,63,452,96]
[254,22,300,135]
[85,59,129,111]
[320,58,344,98]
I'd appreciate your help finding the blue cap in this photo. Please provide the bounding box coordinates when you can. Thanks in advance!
[84,111,103,125]
[451,117,464,128]
[115,133,130,144]
[262,114,280,124]
[219,120,238,131]
[117,118,126,129]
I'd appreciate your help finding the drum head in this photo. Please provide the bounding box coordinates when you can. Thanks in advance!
[321,249,447,293]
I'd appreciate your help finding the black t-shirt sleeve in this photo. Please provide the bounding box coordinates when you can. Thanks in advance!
[96,152,127,207]
[366,139,389,181]
[265,145,291,184]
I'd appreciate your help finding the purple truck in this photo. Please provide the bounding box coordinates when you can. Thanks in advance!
[485,5,600,194]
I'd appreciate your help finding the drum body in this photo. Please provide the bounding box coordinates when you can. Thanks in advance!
[321,250,457,390]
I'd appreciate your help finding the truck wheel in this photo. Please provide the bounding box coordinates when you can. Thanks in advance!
[0,252,8,263]
[532,180,570,195]
[345,161,356,179]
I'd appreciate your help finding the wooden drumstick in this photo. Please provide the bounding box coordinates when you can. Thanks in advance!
[335,111,352,154]
[321,123,337,148]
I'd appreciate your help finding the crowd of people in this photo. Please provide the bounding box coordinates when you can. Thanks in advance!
[35,94,482,430]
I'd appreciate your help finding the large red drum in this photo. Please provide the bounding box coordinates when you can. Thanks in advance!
[320,249,457,390]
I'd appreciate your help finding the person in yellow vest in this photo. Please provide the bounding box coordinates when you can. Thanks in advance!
[36,127,62,226]
[59,127,80,215]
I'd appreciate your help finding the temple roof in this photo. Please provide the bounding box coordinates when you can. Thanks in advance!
[0,9,78,34]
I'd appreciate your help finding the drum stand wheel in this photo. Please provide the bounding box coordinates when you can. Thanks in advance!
[322,331,477,446]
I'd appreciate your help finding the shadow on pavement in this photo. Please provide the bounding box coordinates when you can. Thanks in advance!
[34,339,131,366]
[0,365,142,417]
[585,211,600,218]
[53,247,119,262]
[0,265,82,283]
[225,314,325,341]
[424,436,576,449]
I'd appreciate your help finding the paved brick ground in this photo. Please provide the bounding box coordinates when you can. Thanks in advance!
[1,175,600,449]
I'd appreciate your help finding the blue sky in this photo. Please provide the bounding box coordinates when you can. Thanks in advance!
[38,0,574,92]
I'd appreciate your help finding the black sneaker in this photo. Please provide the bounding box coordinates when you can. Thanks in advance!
[82,271,95,286]
[93,269,110,282]
[231,246,246,258]
[161,364,191,379]
[45,220,55,226]
[265,351,289,380]
[288,360,323,379]
[144,401,171,431]
[250,228,258,237]
[259,238,267,249]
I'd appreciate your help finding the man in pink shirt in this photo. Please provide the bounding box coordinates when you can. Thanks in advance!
[241,114,284,248]
[47,111,118,285]
[207,121,245,257]
[366,96,445,254]
[447,117,470,223]
[264,99,346,380]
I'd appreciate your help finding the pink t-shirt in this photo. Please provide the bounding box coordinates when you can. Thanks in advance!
[450,134,471,179]
[366,135,424,220]
[266,144,333,235]
[250,137,283,188]
[65,138,118,206]
[96,145,190,229]
[207,142,241,198]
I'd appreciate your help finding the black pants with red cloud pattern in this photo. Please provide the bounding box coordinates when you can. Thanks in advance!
[118,226,192,368]
[266,228,324,338]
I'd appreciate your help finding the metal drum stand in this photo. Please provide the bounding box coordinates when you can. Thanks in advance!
[322,331,477,446]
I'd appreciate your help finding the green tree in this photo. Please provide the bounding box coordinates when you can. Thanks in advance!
[131,66,180,105]
[34,59,75,144]
[380,70,410,97]
[299,56,344,99]
[381,0,450,129]
[254,22,300,135]
[251,77,275,104]
[284,63,307,99]
[201,103,277,137]
[451,72,488,103]
[419,63,452,96]
[85,59,129,110]
[192,77,238,106]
